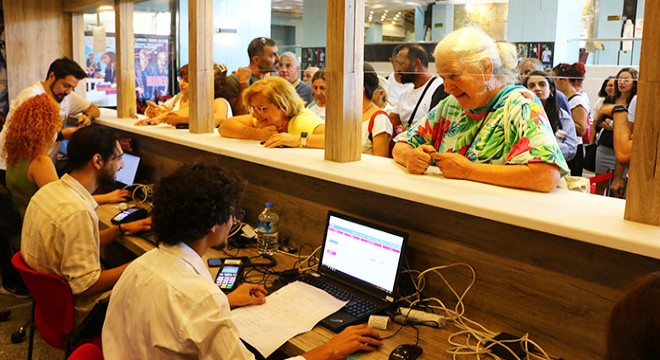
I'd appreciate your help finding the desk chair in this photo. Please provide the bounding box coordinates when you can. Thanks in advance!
[67,343,104,360]
[11,252,102,360]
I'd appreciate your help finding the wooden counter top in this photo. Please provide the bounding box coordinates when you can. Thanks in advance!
[96,109,660,260]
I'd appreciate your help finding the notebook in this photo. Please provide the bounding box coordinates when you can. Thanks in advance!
[115,153,141,187]
[302,211,409,332]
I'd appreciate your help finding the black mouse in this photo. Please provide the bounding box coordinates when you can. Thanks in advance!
[389,344,423,360]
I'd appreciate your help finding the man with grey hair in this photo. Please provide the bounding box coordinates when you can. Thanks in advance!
[278,51,313,105]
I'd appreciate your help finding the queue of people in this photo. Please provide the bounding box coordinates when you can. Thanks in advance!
[0,27,651,360]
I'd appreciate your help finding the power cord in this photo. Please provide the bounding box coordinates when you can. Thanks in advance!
[401,263,552,360]
[126,183,153,204]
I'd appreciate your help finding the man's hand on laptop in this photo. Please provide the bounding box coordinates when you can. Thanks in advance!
[303,324,383,360]
[227,284,268,308]
[94,189,131,205]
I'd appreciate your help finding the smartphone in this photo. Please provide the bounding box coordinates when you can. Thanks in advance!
[207,258,223,267]
[214,259,243,293]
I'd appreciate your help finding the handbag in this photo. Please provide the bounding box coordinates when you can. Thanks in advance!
[583,128,602,172]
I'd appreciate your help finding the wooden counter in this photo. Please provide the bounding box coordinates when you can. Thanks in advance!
[96,110,660,359]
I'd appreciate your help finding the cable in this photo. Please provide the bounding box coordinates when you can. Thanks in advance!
[127,183,153,204]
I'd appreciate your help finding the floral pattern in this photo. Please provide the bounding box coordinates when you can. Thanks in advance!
[395,85,569,176]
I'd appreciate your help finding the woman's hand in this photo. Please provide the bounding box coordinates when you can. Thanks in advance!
[227,284,268,308]
[145,104,166,118]
[263,132,300,148]
[432,152,474,180]
[406,145,436,174]
[135,118,160,126]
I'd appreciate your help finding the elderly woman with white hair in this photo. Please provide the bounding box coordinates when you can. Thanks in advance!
[393,27,569,193]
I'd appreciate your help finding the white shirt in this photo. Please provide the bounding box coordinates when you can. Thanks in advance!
[21,174,104,325]
[362,111,393,155]
[568,93,590,145]
[628,95,636,123]
[0,81,91,169]
[393,76,443,129]
[103,243,305,360]
[307,102,326,121]
[386,72,412,107]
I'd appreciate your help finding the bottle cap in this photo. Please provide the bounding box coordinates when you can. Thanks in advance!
[265,202,273,207]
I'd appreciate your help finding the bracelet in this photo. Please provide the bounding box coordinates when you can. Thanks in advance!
[118,223,125,235]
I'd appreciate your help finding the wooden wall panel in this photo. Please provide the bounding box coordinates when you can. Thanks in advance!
[625,0,660,225]
[3,0,71,100]
[109,129,660,359]
[115,0,136,118]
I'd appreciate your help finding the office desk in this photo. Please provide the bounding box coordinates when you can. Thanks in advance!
[97,204,454,359]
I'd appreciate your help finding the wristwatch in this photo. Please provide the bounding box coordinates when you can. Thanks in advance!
[612,105,628,114]
[300,132,308,148]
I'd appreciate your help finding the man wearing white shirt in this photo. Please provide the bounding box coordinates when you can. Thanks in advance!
[0,57,99,184]
[103,162,383,360]
[385,45,412,107]
[389,44,447,130]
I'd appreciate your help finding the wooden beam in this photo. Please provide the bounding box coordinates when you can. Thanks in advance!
[188,0,215,133]
[72,13,87,99]
[114,0,136,118]
[63,0,113,13]
[624,0,660,225]
[324,0,364,162]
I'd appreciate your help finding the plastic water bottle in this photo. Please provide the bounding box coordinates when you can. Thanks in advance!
[257,202,279,255]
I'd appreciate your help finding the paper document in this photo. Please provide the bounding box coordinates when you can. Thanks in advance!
[231,281,347,358]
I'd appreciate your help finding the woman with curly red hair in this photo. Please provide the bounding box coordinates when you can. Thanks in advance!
[3,94,61,216]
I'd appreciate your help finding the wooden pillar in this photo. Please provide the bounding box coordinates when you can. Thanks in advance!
[624,0,660,225]
[114,0,136,118]
[188,0,214,134]
[71,13,87,99]
[324,0,364,162]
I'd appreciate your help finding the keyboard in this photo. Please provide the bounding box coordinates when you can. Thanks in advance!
[301,276,379,318]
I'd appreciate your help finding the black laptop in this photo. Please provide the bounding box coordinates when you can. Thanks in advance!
[301,211,409,332]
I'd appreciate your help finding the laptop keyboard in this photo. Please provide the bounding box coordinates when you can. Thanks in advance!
[301,276,380,318]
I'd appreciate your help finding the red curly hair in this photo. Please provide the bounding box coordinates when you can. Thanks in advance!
[3,94,61,165]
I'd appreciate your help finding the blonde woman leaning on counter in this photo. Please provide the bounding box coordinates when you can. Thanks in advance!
[219,77,325,148]
[393,27,568,193]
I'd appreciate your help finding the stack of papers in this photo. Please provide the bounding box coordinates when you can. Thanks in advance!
[231,281,347,357]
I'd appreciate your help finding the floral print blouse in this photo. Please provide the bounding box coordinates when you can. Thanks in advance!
[395,85,570,176]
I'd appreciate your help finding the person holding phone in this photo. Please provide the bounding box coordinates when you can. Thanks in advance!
[103,162,383,360]
[137,64,233,127]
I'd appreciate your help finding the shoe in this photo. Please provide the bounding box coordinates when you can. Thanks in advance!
[0,285,30,299]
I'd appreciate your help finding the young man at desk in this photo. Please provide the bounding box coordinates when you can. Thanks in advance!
[102,162,383,359]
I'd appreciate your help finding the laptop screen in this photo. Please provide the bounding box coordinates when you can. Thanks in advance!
[115,153,140,186]
[318,211,408,298]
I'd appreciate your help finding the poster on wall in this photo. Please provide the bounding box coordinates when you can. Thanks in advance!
[301,47,326,75]
[84,35,170,108]
[516,42,555,69]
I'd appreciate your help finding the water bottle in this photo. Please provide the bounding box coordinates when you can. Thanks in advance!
[257,202,279,255]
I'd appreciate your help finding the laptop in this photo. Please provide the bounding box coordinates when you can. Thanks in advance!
[302,211,409,332]
[115,153,141,187]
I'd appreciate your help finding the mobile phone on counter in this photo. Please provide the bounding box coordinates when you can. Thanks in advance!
[214,259,244,293]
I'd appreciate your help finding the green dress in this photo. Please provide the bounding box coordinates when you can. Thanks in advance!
[6,159,39,217]
[395,85,570,176]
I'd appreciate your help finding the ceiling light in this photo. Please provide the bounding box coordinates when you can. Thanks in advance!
[97,5,113,12]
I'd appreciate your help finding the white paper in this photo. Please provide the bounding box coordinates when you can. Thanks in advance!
[92,26,106,53]
[231,281,347,358]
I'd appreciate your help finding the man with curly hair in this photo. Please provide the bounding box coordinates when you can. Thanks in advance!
[0,57,100,185]
[103,162,383,360]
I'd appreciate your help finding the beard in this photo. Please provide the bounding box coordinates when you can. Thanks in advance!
[399,70,416,84]
[99,165,118,187]
[49,82,66,103]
